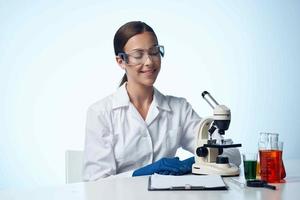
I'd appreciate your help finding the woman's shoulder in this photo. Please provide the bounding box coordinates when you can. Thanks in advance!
[155,88,188,104]
[165,94,188,103]
[156,89,201,122]
[155,88,191,110]
[87,86,129,114]
[87,92,115,114]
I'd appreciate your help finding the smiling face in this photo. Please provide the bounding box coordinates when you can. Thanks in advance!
[116,31,161,87]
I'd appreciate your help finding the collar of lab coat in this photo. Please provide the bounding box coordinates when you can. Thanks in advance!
[112,83,171,112]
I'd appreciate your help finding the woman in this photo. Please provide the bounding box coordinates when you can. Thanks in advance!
[82,21,240,181]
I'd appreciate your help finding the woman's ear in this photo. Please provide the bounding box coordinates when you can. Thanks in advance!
[116,56,126,70]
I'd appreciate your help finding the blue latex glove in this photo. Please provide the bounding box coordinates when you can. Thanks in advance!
[157,157,195,175]
[181,156,195,172]
[132,156,195,177]
[133,157,182,176]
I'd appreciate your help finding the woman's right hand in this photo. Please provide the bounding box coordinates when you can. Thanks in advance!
[132,157,194,176]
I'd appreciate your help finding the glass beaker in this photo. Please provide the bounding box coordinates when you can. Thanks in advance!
[258,132,286,183]
[243,153,257,180]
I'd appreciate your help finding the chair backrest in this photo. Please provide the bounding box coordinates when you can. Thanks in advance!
[65,150,84,183]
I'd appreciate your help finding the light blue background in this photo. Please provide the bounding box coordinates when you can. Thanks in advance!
[1,0,299,189]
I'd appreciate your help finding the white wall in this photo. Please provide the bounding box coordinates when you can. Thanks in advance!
[1,0,299,189]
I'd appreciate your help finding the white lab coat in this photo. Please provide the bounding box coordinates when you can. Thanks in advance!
[82,84,240,181]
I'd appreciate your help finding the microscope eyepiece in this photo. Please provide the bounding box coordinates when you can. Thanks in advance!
[202,91,219,109]
[201,91,209,98]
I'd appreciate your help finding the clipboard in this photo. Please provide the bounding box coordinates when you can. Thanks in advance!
[148,174,228,191]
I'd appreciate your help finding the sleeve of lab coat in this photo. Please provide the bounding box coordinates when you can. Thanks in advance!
[179,99,201,153]
[82,107,117,181]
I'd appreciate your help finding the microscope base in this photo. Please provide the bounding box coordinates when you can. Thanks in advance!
[192,162,240,176]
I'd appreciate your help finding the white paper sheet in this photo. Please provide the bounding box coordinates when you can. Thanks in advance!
[150,174,226,189]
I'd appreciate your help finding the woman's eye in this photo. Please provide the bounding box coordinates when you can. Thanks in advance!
[149,51,159,56]
[149,48,160,55]
[131,52,143,58]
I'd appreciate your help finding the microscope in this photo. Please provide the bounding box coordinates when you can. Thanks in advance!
[192,91,241,176]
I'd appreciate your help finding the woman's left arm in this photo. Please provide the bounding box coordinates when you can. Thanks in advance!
[179,99,201,153]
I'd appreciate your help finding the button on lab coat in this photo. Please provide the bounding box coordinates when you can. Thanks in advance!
[82,84,240,181]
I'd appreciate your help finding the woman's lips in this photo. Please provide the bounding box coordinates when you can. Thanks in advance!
[140,69,156,76]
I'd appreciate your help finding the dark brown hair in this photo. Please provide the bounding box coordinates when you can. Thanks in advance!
[113,21,157,87]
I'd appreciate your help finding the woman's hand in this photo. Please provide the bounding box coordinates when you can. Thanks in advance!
[132,157,195,176]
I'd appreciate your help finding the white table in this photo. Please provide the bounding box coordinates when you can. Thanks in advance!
[1,159,299,200]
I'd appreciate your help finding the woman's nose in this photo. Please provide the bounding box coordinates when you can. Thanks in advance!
[143,54,154,66]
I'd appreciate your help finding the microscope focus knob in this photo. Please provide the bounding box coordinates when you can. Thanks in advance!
[196,147,208,157]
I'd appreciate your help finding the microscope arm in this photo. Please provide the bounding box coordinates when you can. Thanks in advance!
[195,117,214,148]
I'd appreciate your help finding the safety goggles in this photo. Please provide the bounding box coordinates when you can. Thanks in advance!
[118,45,164,66]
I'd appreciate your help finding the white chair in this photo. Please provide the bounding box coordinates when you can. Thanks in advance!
[65,150,84,183]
